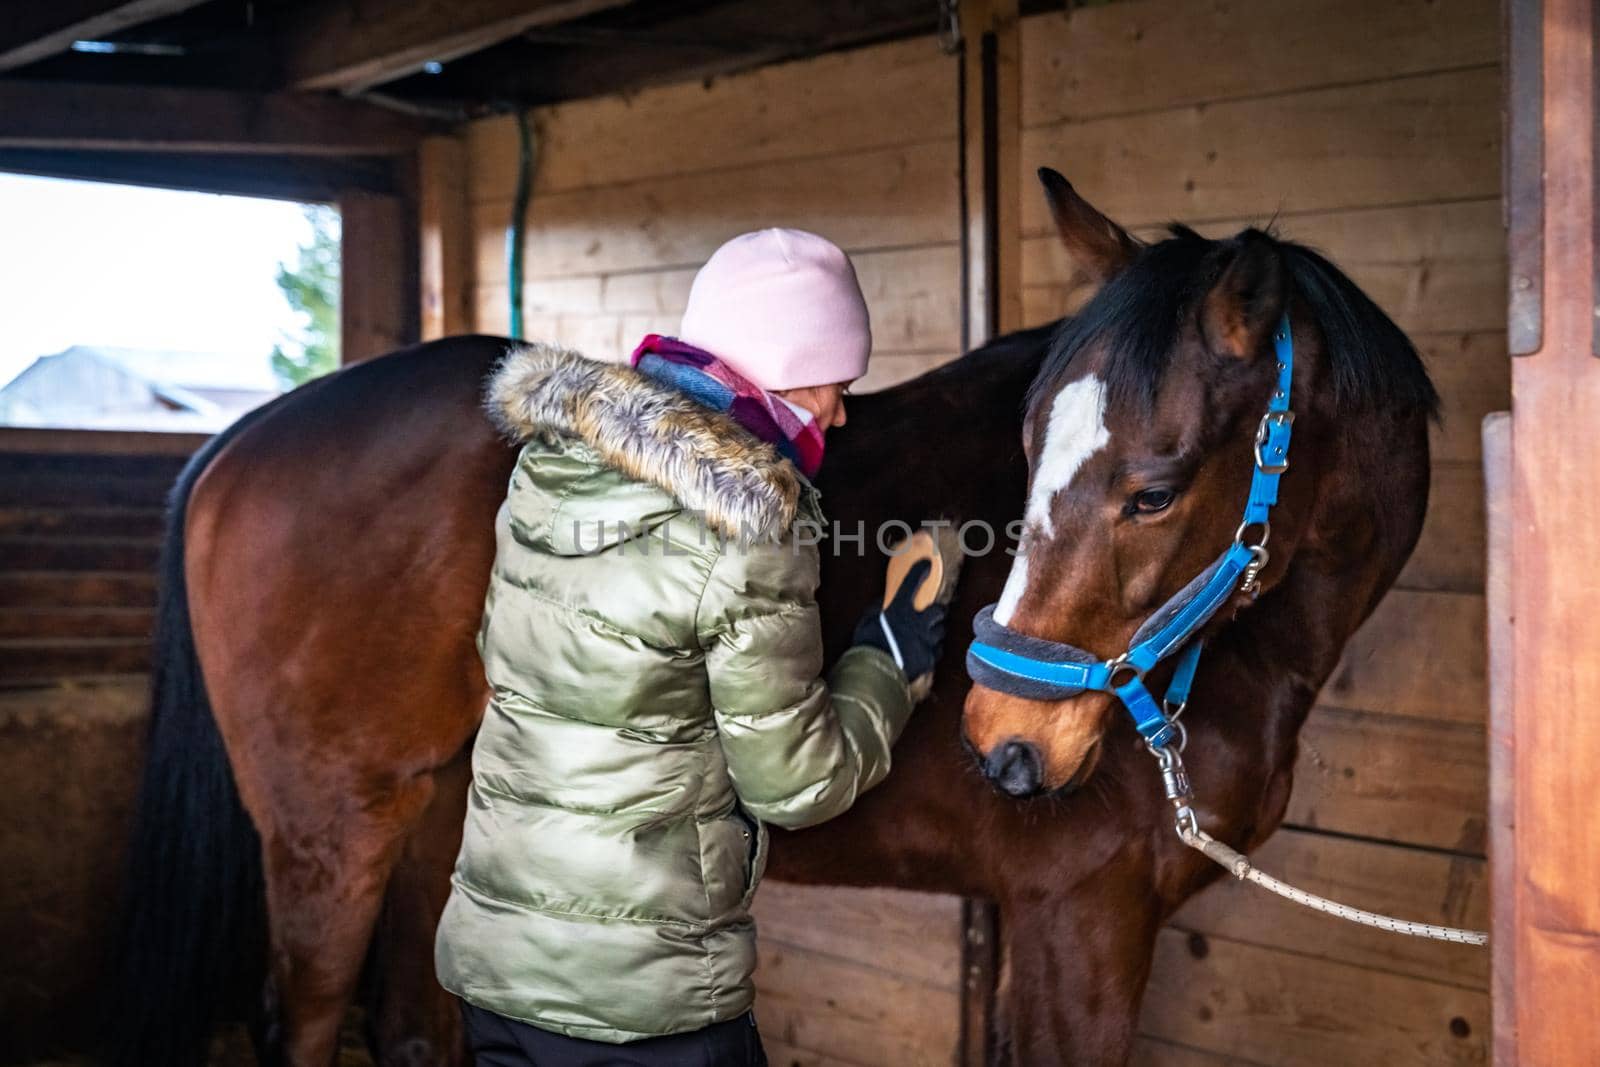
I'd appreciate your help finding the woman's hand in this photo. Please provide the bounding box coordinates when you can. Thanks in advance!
[851,559,949,693]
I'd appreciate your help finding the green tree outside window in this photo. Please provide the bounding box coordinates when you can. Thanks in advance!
[271,205,340,389]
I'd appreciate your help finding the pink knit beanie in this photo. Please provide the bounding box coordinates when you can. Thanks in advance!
[678,229,872,391]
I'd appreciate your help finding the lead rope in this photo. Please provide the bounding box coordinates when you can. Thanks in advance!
[1149,745,1488,946]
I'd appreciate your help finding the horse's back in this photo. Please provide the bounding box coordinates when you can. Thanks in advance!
[186,336,518,773]
[181,329,1044,774]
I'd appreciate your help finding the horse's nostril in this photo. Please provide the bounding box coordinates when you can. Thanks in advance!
[986,738,1044,798]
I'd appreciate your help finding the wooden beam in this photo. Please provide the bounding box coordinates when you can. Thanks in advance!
[283,0,633,93]
[1506,0,1544,354]
[418,135,473,339]
[341,189,419,363]
[0,426,206,457]
[394,0,933,107]
[1484,411,1514,1064]
[958,0,1021,347]
[0,81,435,155]
[0,1,207,74]
[1502,0,1600,1062]
[0,149,401,200]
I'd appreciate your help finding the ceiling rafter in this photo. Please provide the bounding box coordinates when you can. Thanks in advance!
[0,1,210,75]
[281,0,635,92]
[0,80,436,156]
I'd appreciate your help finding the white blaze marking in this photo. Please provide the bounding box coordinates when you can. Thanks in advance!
[995,552,1029,626]
[993,375,1110,626]
[1026,376,1110,537]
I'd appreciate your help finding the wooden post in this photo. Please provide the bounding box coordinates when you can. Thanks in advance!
[418,135,472,340]
[339,186,419,363]
[1484,411,1514,1065]
[958,898,999,1066]
[955,7,1016,1058]
[958,0,1020,347]
[1498,0,1600,1061]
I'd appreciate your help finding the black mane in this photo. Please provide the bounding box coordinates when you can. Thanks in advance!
[1028,225,1440,419]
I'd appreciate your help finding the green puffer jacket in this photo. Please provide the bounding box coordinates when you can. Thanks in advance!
[435,343,915,1042]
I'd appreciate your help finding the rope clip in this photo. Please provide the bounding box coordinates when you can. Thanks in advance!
[1173,804,1201,841]
[1149,742,1193,806]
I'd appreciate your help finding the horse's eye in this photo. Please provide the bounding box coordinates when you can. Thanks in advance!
[1132,488,1176,514]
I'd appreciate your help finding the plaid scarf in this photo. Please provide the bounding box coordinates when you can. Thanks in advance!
[630,334,825,479]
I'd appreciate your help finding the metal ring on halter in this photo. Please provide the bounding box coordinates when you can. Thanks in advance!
[1146,716,1188,754]
[1234,519,1271,549]
[1105,654,1143,689]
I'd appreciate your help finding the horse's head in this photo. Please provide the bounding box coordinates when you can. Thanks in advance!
[964,169,1436,798]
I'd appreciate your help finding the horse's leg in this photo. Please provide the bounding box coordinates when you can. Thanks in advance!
[991,888,1161,1066]
[366,746,474,1067]
[180,342,507,1066]
[252,771,439,1067]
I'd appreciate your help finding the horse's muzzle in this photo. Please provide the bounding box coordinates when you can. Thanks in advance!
[963,683,1112,795]
[984,738,1045,797]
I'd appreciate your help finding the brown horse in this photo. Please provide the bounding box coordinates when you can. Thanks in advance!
[109,171,1434,1067]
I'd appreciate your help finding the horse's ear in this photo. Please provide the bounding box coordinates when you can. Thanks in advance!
[1201,231,1287,361]
[1038,168,1141,283]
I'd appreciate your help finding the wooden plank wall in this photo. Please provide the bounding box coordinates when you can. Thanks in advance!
[459,36,970,1067]
[1015,1,1503,1063]
[0,452,174,684]
[0,450,175,1058]
[456,4,1506,1061]
[751,884,965,1067]
[460,35,963,393]
[0,2,1507,1061]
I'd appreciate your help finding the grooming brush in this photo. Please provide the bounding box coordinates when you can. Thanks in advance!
[883,525,963,611]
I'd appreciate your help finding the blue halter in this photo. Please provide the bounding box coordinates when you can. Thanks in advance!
[966,313,1296,750]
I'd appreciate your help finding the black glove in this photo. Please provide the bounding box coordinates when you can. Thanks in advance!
[851,559,948,682]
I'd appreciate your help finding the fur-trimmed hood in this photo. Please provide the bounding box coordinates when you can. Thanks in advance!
[485,343,803,538]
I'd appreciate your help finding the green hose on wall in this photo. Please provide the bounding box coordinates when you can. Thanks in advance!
[507,109,536,340]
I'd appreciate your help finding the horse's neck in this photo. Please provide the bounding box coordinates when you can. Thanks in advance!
[1223,564,1369,746]
[1201,412,1430,792]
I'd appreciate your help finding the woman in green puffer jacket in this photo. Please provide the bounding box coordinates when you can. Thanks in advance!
[435,229,953,1067]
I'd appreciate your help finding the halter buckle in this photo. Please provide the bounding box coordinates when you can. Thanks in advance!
[1254,411,1295,474]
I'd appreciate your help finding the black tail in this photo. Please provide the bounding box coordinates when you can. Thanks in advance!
[104,419,270,1067]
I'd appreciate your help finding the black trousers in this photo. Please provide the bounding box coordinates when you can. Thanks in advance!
[460,1001,769,1067]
